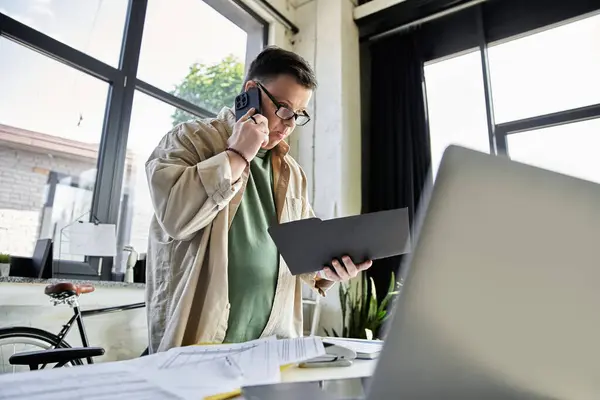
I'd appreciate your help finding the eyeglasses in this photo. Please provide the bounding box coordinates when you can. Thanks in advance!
[255,81,311,126]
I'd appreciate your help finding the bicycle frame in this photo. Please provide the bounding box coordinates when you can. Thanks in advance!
[51,301,145,364]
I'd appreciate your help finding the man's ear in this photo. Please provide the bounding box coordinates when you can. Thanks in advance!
[243,80,257,92]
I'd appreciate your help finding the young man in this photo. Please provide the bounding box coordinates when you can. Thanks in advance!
[145,46,372,353]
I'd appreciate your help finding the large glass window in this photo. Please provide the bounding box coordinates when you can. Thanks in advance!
[489,13,600,123]
[115,91,195,273]
[424,50,491,178]
[425,11,600,184]
[137,0,248,114]
[507,119,600,185]
[490,12,600,184]
[0,0,264,279]
[0,39,108,257]
[0,0,128,67]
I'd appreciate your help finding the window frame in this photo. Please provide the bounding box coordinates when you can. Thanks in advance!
[0,0,268,280]
[425,5,600,161]
[360,0,600,162]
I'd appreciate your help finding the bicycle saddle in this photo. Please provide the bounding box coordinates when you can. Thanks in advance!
[45,282,95,299]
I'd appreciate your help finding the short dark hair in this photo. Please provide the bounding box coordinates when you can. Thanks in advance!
[245,46,317,90]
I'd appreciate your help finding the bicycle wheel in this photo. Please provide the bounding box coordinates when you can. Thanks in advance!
[0,326,83,374]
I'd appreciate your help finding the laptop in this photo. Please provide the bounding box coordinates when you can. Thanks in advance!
[243,145,600,399]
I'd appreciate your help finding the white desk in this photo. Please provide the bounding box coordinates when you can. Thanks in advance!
[282,359,377,383]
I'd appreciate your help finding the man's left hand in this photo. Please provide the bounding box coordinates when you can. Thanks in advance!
[320,255,373,282]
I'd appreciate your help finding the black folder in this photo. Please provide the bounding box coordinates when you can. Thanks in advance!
[268,208,411,275]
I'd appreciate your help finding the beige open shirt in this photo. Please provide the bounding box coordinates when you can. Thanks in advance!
[145,107,333,353]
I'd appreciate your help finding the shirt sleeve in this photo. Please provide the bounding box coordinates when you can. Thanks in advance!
[146,123,243,240]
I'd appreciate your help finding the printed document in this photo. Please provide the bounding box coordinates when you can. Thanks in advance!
[0,336,326,400]
[0,361,178,400]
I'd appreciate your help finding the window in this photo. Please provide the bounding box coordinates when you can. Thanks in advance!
[115,91,195,273]
[423,9,600,185]
[0,0,128,67]
[0,0,265,279]
[424,50,491,177]
[491,13,600,185]
[0,39,108,257]
[137,0,248,114]
[506,118,600,185]
[489,13,600,123]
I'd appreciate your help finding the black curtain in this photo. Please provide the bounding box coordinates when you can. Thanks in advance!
[363,29,432,299]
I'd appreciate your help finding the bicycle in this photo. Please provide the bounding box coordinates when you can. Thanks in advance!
[0,281,146,373]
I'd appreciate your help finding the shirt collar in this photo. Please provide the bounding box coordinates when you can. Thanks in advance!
[219,107,290,157]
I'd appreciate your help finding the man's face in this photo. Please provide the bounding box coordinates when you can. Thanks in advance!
[244,74,313,150]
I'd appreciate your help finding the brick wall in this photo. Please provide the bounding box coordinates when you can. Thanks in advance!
[0,145,95,256]
[0,144,151,265]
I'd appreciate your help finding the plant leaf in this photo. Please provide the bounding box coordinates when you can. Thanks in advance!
[339,283,347,333]
[387,270,396,297]
[368,277,378,321]
[379,270,400,313]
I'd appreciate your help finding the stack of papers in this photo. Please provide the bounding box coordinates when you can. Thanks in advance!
[322,337,383,359]
[0,336,326,400]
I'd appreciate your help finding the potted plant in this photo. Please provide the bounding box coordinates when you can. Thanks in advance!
[324,270,402,340]
[0,253,10,277]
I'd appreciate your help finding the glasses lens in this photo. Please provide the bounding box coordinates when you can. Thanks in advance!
[295,114,310,126]
[276,107,295,120]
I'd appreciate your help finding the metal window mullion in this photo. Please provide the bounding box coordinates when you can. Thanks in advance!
[91,0,148,280]
[495,126,508,155]
[135,79,217,119]
[496,103,600,135]
[476,5,500,156]
[0,13,119,83]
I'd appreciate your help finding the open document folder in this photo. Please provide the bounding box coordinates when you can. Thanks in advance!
[268,208,411,275]
[0,336,325,400]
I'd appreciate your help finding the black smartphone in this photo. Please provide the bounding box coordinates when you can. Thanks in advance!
[234,86,262,121]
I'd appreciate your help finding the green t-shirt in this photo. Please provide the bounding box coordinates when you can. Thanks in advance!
[224,148,280,343]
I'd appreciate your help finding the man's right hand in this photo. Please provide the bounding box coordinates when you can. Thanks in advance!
[227,108,269,180]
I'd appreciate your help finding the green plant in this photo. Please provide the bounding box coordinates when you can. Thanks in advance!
[324,271,402,340]
[0,253,10,264]
[170,55,244,127]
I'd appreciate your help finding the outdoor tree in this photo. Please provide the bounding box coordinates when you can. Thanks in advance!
[170,54,244,127]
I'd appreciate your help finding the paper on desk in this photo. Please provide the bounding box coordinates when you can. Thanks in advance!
[152,339,282,391]
[149,336,326,399]
[0,360,182,400]
[161,335,325,367]
[140,355,247,399]
[0,337,327,400]
[277,336,326,364]
[0,350,259,400]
